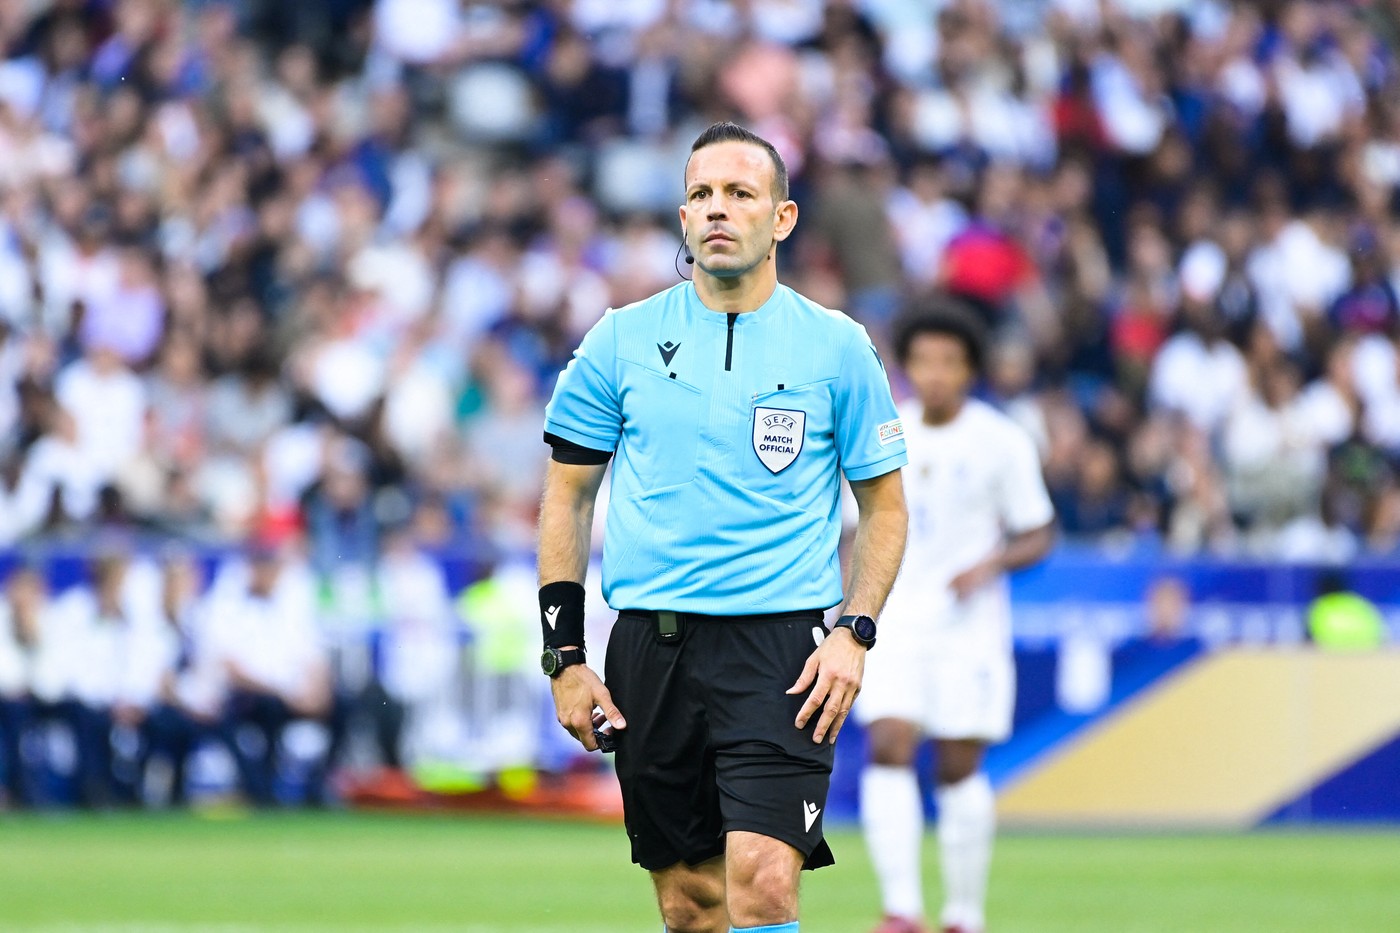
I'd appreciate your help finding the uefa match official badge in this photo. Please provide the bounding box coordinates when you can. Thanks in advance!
[753,407,805,473]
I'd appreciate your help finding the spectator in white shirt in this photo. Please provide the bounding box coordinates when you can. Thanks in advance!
[0,566,64,807]
[12,400,103,537]
[204,539,332,806]
[1221,357,1329,537]
[125,549,219,807]
[1148,300,1248,435]
[887,157,969,289]
[53,342,147,483]
[2,553,144,807]
[370,524,460,772]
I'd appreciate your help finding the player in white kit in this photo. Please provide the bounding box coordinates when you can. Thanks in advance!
[857,301,1054,933]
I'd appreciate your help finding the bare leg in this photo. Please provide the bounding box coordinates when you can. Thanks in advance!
[725,830,803,929]
[652,855,727,933]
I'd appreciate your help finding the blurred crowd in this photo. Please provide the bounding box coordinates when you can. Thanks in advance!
[0,528,519,808]
[0,0,1397,566]
[2,0,1400,805]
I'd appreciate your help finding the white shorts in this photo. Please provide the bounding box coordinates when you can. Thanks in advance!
[855,609,1015,743]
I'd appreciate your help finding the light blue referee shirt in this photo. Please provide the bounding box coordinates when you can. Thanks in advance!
[545,282,908,615]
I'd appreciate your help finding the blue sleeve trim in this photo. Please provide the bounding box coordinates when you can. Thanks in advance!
[843,450,908,482]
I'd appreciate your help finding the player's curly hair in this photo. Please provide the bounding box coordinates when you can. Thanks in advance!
[687,121,789,202]
[892,294,988,373]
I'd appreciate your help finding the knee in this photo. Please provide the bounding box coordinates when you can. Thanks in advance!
[657,884,725,933]
[937,759,977,786]
[867,719,918,767]
[935,742,984,786]
[726,850,798,926]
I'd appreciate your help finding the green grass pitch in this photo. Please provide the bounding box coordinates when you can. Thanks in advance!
[0,812,1397,931]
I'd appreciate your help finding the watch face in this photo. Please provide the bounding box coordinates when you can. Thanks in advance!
[540,648,560,676]
[853,616,877,643]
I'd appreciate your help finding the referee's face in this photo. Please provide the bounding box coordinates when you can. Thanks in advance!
[681,141,795,280]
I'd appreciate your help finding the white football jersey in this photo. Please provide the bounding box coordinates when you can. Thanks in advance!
[884,398,1054,650]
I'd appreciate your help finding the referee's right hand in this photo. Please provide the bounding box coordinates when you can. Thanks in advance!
[551,665,627,752]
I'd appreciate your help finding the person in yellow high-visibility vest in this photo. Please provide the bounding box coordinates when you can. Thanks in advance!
[1307,571,1386,651]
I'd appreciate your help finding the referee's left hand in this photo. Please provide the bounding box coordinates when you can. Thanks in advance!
[788,627,866,744]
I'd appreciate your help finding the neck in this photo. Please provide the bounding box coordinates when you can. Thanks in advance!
[922,398,965,426]
[692,263,778,314]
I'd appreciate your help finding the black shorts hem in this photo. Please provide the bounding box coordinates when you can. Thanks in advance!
[635,843,726,873]
[722,821,836,871]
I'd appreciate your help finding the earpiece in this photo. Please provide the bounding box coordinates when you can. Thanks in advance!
[682,232,694,264]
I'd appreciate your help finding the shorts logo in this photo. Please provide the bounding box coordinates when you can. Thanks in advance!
[753,407,805,474]
[877,418,904,446]
[803,800,821,832]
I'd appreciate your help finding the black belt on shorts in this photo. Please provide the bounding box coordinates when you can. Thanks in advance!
[621,607,824,641]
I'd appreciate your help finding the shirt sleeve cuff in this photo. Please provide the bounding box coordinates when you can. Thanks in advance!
[843,450,908,482]
[545,431,613,465]
[543,420,618,453]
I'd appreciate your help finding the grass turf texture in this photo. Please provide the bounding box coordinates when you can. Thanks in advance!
[0,812,1397,932]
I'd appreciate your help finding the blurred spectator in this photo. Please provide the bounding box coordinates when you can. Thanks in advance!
[461,356,548,543]
[1306,570,1386,650]
[304,433,379,582]
[886,156,967,290]
[53,342,145,483]
[205,350,291,458]
[368,523,459,771]
[2,552,152,807]
[1328,232,1400,337]
[808,153,903,331]
[79,247,165,366]
[0,566,64,807]
[125,548,219,807]
[1051,437,1132,538]
[1148,296,1247,436]
[11,400,102,536]
[203,539,333,806]
[1221,357,1329,538]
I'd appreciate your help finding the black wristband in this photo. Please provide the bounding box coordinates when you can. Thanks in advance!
[539,581,586,650]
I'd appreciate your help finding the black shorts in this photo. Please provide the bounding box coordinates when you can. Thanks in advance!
[603,609,836,873]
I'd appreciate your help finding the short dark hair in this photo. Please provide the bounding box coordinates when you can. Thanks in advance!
[687,121,790,202]
[893,295,988,372]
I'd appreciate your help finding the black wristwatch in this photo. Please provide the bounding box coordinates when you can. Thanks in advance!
[834,614,877,649]
[540,646,586,678]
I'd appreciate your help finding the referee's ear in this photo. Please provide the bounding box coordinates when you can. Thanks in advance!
[772,198,798,244]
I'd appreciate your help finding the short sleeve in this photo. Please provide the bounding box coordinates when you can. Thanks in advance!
[998,425,1055,533]
[835,327,908,481]
[544,312,623,452]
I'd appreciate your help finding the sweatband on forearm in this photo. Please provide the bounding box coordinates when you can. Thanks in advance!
[539,581,586,649]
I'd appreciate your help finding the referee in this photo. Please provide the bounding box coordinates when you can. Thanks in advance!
[537,122,908,933]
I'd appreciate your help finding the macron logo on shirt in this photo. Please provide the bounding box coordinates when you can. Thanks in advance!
[544,606,561,629]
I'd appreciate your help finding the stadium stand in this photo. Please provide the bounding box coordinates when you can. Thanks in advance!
[1,0,1399,810]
